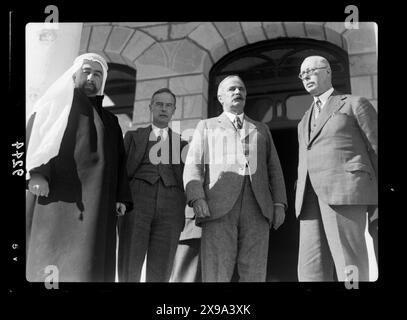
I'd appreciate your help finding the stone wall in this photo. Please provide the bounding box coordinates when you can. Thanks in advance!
[78,22,378,136]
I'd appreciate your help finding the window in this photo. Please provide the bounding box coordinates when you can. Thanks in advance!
[103,63,137,130]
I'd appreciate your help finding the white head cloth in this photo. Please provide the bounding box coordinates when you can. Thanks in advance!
[26,53,108,179]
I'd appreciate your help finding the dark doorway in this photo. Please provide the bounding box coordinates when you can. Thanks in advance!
[266,127,299,281]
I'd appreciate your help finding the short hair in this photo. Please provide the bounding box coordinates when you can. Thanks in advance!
[150,88,176,105]
[217,75,245,97]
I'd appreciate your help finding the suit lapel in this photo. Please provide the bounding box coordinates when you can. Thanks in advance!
[135,125,152,162]
[217,112,236,131]
[241,115,256,140]
[302,106,313,145]
[309,92,346,145]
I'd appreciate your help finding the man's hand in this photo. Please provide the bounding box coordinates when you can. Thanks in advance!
[116,202,126,216]
[28,173,49,197]
[272,206,285,230]
[192,198,210,218]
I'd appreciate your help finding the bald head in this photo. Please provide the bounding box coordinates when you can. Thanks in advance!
[300,56,333,96]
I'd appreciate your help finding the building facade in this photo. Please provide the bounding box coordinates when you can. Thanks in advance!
[77,22,377,135]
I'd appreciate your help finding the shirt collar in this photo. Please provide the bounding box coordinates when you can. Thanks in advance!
[151,124,169,140]
[314,87,334,109]
[224,111,244,124]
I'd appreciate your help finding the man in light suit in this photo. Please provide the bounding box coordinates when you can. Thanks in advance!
[184,75,287,282]
[295,56,378,281]
[118,88,187,282]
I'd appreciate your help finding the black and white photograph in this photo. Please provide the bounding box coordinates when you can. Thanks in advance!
[7,2,392,313]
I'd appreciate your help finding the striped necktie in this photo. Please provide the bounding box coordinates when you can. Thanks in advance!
[314,98,322,119]
[234,115,243,130]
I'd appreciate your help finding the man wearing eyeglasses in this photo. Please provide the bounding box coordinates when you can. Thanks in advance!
[117,88,187,282]
[295,56,377,281]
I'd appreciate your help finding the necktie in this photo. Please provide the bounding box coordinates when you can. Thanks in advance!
[157,129,164,141]
[314,98,322,119]
[156,129,163,157]
[234,115,243,130]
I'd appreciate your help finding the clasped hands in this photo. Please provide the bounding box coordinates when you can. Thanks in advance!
[192,198,285,230]
[28,173,126,216]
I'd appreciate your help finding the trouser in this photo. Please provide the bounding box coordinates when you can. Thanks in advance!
[200,176,269,282]
[298,177,369,281]
[118,179,184,282]
[170,238,201,282]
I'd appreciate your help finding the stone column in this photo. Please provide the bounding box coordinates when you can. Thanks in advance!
[26,23,83,119]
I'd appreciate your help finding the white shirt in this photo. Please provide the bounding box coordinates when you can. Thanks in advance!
[151,124,169,140]
[314,87,334,111]
[224,111,244,128]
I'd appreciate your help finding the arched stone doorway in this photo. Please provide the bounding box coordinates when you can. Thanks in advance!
[209,38,350,281]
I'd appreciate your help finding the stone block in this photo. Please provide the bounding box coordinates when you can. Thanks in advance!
[88,25,112,52]
[284,22,306,38]
[241,22,267,43]
[188,22,224,56]
[170,75,205,95]
[350,75,373,99]
[105,26,133,54]
[349,53,377,76]
[262,22,286,39]
[113,22,165,28]
[134,43,177,79]
[172,97,183,120]
[345,22,377,54]
[136,78,169,100]
[105,52,127,65]
[211,43,229,63]
[324,22,347,35]
[170,22,202,39]
[202,76,209,102]
[183,94,204,118]
[134,61,174,80]
[214,22,246,51]
[133,100,151,124]
[172,39,206,74]
[203,55,213,79]
[305,22,325,40]
[79,25,91,52]
[141,25,169,41]
[373,74,377,99]
[325,26,344,49]
[122,30,156,62]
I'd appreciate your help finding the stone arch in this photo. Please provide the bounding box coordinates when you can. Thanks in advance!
[189,22,350,81]
[78,23,160,71]
[184,22,376,116]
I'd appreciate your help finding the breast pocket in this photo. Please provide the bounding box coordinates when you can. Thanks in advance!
[326,112,356,136]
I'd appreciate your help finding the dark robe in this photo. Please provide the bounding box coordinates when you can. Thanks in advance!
[26,88,132,282]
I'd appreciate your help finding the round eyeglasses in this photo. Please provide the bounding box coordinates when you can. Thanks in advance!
[298,67,327,80]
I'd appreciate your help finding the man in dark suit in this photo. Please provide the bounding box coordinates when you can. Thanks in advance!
[118,88,187,282]
[183,75,287,282]
[295,56,378,281]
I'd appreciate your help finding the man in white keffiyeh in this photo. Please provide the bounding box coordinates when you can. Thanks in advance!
[26,53,132,282]
[26,53,108,181]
